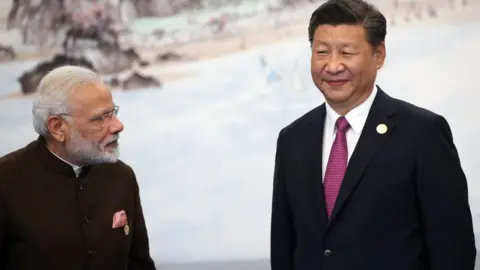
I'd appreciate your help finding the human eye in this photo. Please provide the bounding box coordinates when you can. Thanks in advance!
[342,48,359,56]
[90,113,109,123]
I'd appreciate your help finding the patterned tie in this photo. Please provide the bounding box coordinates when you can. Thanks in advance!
[324,116,350,218]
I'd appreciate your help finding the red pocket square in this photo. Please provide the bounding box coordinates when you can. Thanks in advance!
[112,210,128,229]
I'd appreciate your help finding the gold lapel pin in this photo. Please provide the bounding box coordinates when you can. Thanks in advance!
[124,224,130,236]
[376,124,388,134]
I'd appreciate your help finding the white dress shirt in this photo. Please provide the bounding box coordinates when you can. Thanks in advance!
[322,86,378,182]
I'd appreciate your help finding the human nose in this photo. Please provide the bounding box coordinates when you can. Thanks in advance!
[108,115,124,134]
[325,54,345,74]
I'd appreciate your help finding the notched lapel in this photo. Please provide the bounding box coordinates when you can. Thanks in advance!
[328,89,398,223]
[306,105,329,226]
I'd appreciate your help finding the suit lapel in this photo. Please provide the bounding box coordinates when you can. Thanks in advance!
[306,105,329,227]
[327,88,399,223]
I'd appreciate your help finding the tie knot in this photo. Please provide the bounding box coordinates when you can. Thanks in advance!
[336,117,350,133]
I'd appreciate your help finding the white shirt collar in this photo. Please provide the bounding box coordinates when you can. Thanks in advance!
[46,147,83,177]
[325,85,378,135]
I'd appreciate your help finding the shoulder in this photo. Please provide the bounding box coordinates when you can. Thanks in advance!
[0,149,23,168]
[104,159,135,174]
[393,97,451,132]
[397,99,443,121]
[97,160,140,188]
[0,141,34,175]
[278,104,325,139]
[384,94,456,154]
[0,141,39,193]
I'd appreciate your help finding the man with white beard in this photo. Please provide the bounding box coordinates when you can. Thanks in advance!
[0,65,156,270]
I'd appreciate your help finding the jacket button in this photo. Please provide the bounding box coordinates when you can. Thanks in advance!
[324,249,332,257]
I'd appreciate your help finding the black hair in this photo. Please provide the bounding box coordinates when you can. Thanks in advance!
[308,0,387,48]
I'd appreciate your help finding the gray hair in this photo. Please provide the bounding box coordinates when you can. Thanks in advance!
[32,65,102,137]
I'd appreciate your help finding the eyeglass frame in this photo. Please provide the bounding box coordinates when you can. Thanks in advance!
[57,105,120,130]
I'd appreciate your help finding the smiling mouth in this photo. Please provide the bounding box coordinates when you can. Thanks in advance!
[326,80,348,87]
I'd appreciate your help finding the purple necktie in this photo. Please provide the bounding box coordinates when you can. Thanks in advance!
[324,116,350,218]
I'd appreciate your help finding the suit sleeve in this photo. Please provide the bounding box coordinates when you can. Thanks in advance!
[270,130,295,270]
[128,169,156,270]
[0,163,8,269]
[415,115,476,270]
[0,189,5,268]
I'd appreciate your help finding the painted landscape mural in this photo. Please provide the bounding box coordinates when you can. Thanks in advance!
[0,0,479,268]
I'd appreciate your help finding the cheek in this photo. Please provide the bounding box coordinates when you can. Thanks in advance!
[80,129,107,145]
[342,61,366,78]
[353,56,376,73]
[310,61,324,77]
[310,54,322,69]
[66,125,83,140]
[96,132,112,145]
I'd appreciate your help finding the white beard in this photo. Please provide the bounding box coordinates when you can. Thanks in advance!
[65,129,120,166]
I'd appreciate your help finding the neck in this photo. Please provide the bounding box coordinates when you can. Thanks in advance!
[45,139,82,167]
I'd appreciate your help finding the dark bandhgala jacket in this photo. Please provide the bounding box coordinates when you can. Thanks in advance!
[270,87,476,270]
[0,136,156,270]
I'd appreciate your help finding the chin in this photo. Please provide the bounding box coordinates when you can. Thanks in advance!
[320,83,354,103]
[100,154,119,164]
[100,148,120,162]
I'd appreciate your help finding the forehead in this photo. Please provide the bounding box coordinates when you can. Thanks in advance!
[68,82,113,115]
[313,24,367,45]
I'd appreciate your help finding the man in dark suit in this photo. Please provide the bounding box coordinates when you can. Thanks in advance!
[0,66,156,270]
[270,0,476,269]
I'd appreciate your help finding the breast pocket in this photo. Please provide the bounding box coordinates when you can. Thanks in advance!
[108,208,134,255]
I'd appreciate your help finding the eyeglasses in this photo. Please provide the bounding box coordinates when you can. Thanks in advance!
[59,105,119,130]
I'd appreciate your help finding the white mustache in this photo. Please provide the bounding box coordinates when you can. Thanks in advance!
[103,134,120,146]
